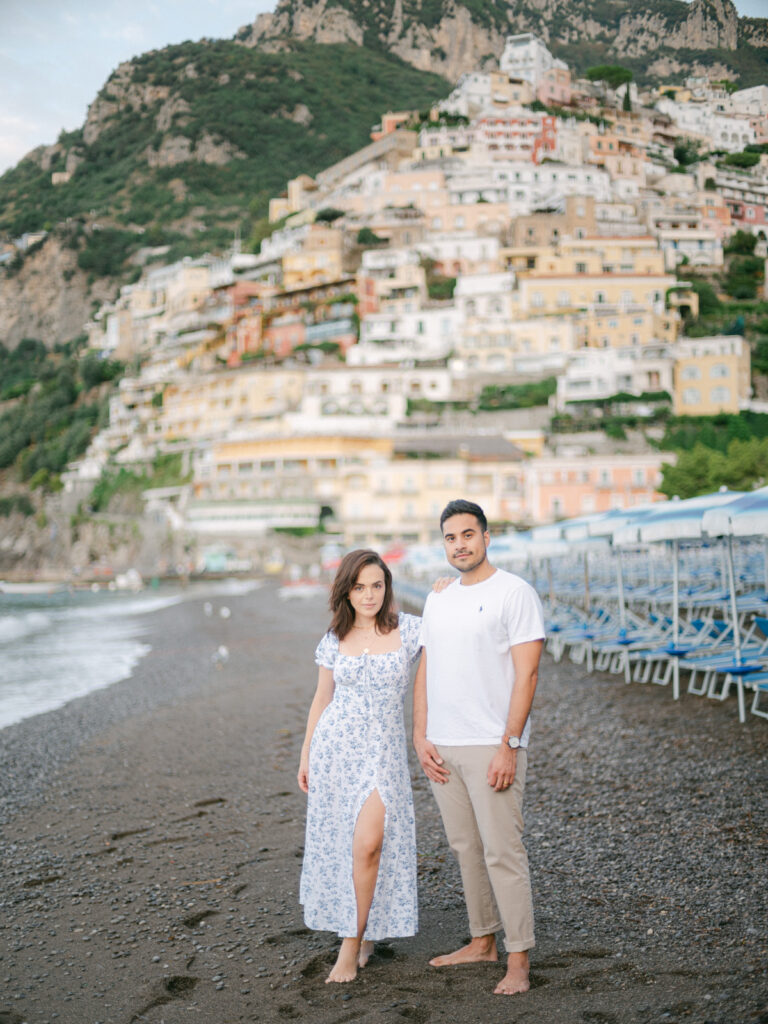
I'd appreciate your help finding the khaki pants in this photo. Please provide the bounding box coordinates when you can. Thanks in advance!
[430,745,534,953]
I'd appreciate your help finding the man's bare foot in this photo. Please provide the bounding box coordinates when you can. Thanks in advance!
[494,952,530,995]
[429,935,498,967]
[358,940,375,968]
[326,938,359,983]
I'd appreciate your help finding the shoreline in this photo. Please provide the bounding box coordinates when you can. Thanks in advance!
[0,583,766,1024]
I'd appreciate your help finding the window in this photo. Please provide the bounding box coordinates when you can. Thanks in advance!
[532,292,544,308]
[683,388,701,405]
[710,386,731,403]
[710,363,730,378]
[681,365,701,380]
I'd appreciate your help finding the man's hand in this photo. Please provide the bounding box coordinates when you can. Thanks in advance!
[414,735,450,784]
[487,745,517,791]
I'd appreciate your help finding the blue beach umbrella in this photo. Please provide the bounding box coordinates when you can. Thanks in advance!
[611,490,745,696]
[703,484,768,636]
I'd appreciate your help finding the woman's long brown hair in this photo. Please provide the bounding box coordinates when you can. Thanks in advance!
[329,549,398,640]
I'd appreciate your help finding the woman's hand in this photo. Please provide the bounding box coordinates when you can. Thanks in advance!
[432,576,455,593]
[298,750,310,793]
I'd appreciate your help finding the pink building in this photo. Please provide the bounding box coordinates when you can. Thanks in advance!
[474,113,556,163]
[262,313,306,358]
[537,67,571,107]
[524,454,669,524]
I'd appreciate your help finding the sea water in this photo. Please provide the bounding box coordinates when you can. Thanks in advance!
[0,579,260,731]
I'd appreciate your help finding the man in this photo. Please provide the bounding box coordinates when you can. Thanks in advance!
[414,498,545,996]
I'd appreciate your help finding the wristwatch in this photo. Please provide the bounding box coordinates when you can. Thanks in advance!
[503,734,521,750]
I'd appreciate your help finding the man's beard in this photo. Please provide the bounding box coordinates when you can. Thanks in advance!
[451,550,486,574]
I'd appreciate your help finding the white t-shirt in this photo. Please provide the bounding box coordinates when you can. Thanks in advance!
[418,568,545,747]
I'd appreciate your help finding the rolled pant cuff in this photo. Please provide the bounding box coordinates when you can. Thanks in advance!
[471,922,503,938]
[504,936,535,954]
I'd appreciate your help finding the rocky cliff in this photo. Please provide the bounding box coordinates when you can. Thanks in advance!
[0,234,113,350]
[240,0,761,84]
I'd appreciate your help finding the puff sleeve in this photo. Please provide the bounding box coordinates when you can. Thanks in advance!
[314,630,339,669]
[399,613,422,664]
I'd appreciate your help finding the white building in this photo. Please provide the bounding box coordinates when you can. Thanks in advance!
[556,345,673,409]
[445,161,613,211]
[655,99,756,153]
[499,33,567,87]
[351,305,461,365]
[417,233,501,275]
[657,228,724,271]
[730,85,768,118]
[283,364,454,434]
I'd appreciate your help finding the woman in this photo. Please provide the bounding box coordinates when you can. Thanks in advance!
[298,549,422,984]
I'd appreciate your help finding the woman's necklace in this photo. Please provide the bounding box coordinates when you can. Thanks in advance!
[352,622,377,653]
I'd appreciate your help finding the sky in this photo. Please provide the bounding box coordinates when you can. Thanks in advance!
[0,0,766,176]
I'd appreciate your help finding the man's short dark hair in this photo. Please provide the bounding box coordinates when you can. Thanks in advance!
[440,499,488,534]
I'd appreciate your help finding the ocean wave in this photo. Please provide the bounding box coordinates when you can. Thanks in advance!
[0,610,52,645]
[63,593,185,621]
[0,637,151,730]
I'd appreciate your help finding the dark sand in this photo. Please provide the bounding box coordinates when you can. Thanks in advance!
[1,582,767,1024]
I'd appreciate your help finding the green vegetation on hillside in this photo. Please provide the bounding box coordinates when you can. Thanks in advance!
[478,378,557,410]
[660,437,768,498]
[0,40,450,270]
[657,414,768,498]
[88,452,190,514]
[0,340,121,492]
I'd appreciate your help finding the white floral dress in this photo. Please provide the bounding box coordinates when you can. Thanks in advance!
[300,612,422,939]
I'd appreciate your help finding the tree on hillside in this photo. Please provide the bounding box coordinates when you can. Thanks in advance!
[673,139,701,167]
[724,229,757,256]
[660,438,768,498]
[585,65,632,91]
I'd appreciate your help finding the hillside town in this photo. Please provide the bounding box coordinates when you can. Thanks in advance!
[64,34,768,558]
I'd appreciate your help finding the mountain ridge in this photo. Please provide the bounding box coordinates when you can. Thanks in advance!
[239,0,768,85]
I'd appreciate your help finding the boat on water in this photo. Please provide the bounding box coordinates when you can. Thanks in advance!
[0,580,66,595]
[277,579,328,601]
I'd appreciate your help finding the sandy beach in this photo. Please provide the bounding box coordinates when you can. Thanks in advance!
[1,582,766,1024]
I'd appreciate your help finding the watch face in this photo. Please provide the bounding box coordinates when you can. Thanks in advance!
[507,736,520,749]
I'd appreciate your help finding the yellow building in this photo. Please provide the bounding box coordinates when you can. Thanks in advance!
[512,239,677,337]
[673,336,751,416]
[282,223,346,289]
[337,448,526,546]
[194,435,393,506]
[457,312,578,370]
[576,307,678,348]
[160,368,305,442]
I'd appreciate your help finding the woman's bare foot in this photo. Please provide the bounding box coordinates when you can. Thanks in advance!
[494,952,530,995]
[429,935,498,967]
[326,938,359,983]
[358,939,375,968]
